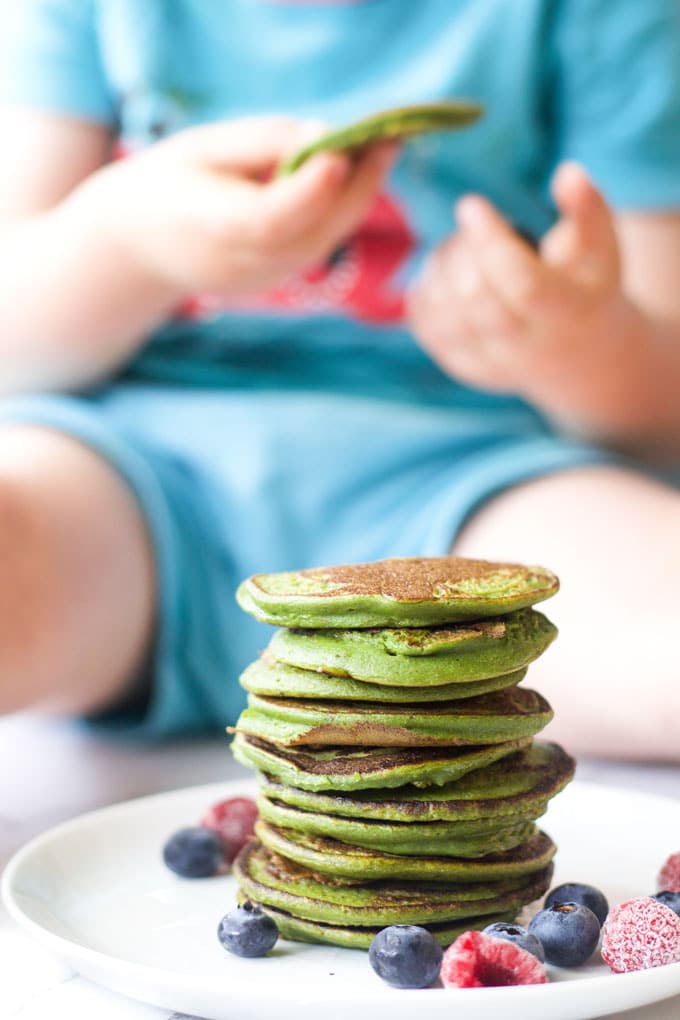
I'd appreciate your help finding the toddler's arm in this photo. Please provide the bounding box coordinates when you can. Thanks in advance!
[0,109,180,393]
[0,109,395,394]
[407,164,680,457]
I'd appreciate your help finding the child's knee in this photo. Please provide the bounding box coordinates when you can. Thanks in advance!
[0,424,154,713]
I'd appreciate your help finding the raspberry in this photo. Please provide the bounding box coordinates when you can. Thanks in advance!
[201,797,258,863]
[441,930,547,988]
[601,898,680,974]
[655,891,680,918]
[482,921,545,962]
[658,852,680,893]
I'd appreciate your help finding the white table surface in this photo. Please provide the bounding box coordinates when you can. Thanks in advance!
[1,712,679,1020]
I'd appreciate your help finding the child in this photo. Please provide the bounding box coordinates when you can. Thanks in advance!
[0,0,679,760]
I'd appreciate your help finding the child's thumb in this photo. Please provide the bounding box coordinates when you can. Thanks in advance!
[170,116,306,174]
[541,161,620,291]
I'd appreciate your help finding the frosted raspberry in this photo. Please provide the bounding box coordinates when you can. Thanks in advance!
[441,930,547,988]
[201,797,258,863]
[658,853,680,893]
[601,898,680,973]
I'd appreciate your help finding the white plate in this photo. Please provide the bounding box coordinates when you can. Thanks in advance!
[3,780,680,1020]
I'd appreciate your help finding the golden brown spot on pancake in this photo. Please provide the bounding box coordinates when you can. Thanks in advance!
[253,557,557,602]
[261,848,360,887]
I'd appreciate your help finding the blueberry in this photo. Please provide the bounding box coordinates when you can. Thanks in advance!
[528,903,600,967]
[482,921,546,962]
[217,901,278,958]
[369,925,443,989]
[545,882,609,926]
[653,891,680,917]
[163,827,225,878]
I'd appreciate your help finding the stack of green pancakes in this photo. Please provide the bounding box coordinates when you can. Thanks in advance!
[231,556,574,949]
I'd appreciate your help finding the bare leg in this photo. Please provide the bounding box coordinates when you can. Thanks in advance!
[0,425,155,716]
[453,465,680,761]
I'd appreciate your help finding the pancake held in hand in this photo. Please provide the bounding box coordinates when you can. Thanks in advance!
[236,557,559,628]
[241,656,527,702]
[231,733,533,792]
[255,820,556,882]
[268,609,556,686]
[256,798,537,856]
[257,741,575,823]
[235,687,553,747]
[234,842,553,927]
[279,100,483,175]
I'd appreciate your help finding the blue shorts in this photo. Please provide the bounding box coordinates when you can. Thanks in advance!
[0,384,613,739]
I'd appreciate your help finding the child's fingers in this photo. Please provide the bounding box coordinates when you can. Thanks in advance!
[452,247,524,353]
[455,194,571,321]
[204,141,394,263]
[169,116,304,172]
[408,267,482,378]
[162,119,396,281]
[298,142,399,257]
[444,240,524,374]
[408,239,522,389]
[539,218,581,272]
[547,161,620,289]
[251,141,397,264]
[254,150,354,245]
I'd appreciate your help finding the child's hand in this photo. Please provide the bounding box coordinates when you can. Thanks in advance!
[406,163,628,411]
[82,116,397,298]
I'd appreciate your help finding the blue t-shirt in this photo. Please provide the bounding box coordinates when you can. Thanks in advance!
[1,0,680,403]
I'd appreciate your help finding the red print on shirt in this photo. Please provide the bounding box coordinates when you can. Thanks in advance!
[179,190,416,325]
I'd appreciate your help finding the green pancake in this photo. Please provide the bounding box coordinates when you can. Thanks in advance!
[256,797,537,856]
[236,557,559,628]
[234,841,552,927]
[235,687,553,747]
[279,101,484,175]
[241,655,527,702]
[243,903,515,950]
[268,609,556,686]
[231,733,533,792]
[255,741,574,823]
[255,819,556,881]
